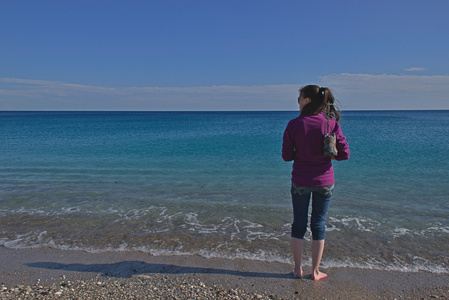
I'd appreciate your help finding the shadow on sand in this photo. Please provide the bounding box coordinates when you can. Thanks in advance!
[26,261,293,280]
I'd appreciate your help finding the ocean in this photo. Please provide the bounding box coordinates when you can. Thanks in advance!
[0,110,448,274]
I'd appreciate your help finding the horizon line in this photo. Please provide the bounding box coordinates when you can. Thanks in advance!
[1,109,448,113]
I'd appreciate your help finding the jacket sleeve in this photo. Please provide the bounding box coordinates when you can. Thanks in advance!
[333,123,350,161]
[282,124,296,161]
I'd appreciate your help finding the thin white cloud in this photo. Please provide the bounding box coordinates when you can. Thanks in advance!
[320,73,449,110]
[0,77,296,110]
[0,77,118,95]
[404,67,426,72]
[1,74,448,110]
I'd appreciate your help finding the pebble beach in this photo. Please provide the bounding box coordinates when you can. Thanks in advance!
[1,247,448,299]
[1,275,273,300]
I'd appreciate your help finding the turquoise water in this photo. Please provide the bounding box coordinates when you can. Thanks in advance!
[0,111,448,273]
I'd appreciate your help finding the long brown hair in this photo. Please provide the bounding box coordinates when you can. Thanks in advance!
[299,85,341,122]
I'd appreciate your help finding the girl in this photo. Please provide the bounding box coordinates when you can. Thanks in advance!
[282,85,350,280]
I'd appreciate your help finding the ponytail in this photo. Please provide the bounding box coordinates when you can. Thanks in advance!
[321,87,341,122]
[299,85,341,122]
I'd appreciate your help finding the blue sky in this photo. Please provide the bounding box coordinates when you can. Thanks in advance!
[1,0,448,111]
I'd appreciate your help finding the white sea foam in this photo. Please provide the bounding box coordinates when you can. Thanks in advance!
[1,204,447,275]
[393,223,449,237]
[329,216,381,232]
[183,212,219,233]
[2,239,447,274]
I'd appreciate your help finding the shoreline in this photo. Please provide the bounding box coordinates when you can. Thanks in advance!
[1,246,448,299]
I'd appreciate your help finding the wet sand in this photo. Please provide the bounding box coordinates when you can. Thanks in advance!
[1,246,448,299]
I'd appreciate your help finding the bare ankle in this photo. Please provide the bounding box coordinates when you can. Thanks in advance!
[293,267,303,278]
[312,271,328,281]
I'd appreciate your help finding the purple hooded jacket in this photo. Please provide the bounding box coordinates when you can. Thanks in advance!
[282,113,350,187]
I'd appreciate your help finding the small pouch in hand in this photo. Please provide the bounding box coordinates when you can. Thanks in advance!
[323,133,338,157]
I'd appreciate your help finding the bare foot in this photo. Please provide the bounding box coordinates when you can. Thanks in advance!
[293,268,303,279]
[311,271,328,281]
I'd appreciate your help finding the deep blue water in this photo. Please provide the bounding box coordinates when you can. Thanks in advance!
[0,110,448,273]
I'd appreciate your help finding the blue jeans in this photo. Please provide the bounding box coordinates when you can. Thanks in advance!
[291,183,334,241]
